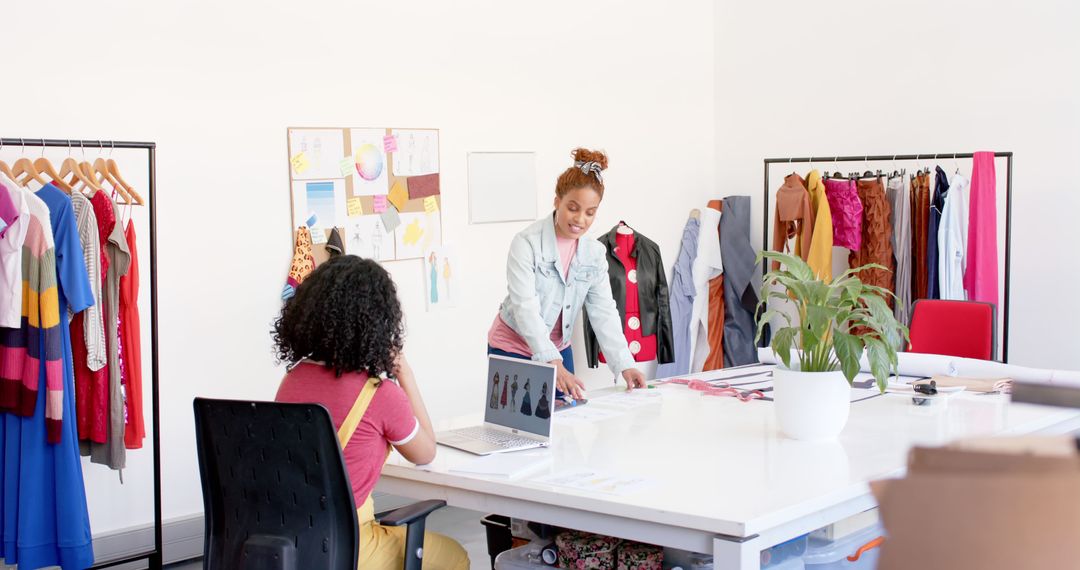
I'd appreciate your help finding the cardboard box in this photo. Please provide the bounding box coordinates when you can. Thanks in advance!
[872,436,1080,569]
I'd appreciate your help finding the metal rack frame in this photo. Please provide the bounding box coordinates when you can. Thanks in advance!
[0,137,161,569]
[762,152,1013,361]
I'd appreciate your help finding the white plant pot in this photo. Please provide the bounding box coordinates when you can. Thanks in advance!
[773,366,851,441]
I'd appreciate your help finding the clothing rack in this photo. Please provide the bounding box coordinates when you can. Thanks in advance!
[762,152,1014,362]
[0,138,161,569]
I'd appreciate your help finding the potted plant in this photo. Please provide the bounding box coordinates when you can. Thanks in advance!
[756,251,908,441]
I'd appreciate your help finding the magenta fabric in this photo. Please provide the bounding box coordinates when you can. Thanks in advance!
[0,182,16,238]
[823,178,863,251]
[964,152,998,307]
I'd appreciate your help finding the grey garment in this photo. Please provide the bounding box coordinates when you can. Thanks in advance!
[719,196,759,367]
[886,177,912,325]
[88,201,132,471]
[655,217,700,378]
[69,192,107,371]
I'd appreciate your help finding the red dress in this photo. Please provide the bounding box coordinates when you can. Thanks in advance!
[120,221,144,448]
[74,191,114,444]
[599,231,657,363]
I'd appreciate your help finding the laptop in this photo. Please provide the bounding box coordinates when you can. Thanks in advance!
[436,355,557,455]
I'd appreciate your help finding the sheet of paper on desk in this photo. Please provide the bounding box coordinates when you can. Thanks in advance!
[695,364,775,383]
[449,451,552,479]
[556,405,624,423]
[531,469,656,496]
[589,389,663,412]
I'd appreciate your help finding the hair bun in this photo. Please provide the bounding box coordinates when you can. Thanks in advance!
[571,148,608,171]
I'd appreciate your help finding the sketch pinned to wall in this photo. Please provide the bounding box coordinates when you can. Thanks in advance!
[289,129,347,180]
[345,216,395,262]
[423,245,457,311]
[287,127,441,262]
[392,129,440,176]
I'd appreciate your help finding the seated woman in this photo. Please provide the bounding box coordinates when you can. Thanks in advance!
[273,255,469,570]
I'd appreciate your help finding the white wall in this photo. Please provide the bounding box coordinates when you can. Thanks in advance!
[2,0,715,535]
[716,0,1080,370]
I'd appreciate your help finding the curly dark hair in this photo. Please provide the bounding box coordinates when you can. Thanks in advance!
[273,255,404,378]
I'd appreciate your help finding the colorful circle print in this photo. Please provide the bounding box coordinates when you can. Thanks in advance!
[354,144,384,181]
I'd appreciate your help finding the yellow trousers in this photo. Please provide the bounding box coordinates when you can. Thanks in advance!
[357,503,469,570]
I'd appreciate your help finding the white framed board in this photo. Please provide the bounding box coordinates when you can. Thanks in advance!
[467,151,537,224]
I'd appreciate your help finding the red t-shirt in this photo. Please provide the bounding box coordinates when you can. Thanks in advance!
[275,363,419,505]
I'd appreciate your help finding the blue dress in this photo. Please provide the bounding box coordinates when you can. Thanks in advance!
[1,183,94,569]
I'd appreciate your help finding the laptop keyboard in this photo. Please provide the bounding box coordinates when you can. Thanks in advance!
[447,426,539,450]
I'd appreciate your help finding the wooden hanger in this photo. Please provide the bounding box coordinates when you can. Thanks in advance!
[60,141,100,193]
[34,153,73,193]
[59,156,98,192]
[106,157,143,204]
[11,159,46,187]
[689,208,701,220]
[93,157,133,204]
[77,161,104,194]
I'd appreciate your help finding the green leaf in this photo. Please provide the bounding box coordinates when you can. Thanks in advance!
[772,327,798,370]
[865,337,893,392]
[755,308,793,343]
[833,331,863,383]
[760,251,814,281]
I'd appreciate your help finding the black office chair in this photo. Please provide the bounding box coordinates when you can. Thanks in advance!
[194,398,446,570]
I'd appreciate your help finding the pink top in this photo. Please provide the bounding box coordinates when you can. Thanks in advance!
[964,151,999,307]
[275,363,419,505]
[823,178,863,251]
[488,235,578,357]
[0,181,16,237]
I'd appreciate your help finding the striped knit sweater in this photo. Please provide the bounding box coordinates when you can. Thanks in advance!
[0,188,63,442]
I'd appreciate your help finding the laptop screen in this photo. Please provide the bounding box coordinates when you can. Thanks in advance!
[484,356,557,437]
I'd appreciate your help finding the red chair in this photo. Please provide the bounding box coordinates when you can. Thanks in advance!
[908,300,997,360]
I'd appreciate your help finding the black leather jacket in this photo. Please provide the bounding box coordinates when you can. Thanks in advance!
[583,224,675,368]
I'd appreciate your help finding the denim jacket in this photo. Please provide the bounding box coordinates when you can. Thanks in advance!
[498,215,635,374]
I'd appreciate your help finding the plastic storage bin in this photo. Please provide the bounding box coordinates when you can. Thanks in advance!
[802,523,884,570]
[662,548,712,570]
[482,514,515,569]
[761,534,808,568]
[494,543,552,569]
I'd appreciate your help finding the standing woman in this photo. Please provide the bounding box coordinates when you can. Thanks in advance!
[487,148,646,398]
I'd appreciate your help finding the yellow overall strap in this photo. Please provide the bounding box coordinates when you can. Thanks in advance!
[336,378,393,524]
[337,378,380,449]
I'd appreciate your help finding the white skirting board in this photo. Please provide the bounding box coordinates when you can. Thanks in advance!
[73,492,401,569]
[42,514,207,570]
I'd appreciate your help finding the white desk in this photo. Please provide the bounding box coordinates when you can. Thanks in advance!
[377,369,1080,569]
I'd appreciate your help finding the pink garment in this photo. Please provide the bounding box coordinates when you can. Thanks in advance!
[276,363,418,505]
[964,151,998,307]
[487,236,578,356]
[0,181,16,238]
[824,178,863,251]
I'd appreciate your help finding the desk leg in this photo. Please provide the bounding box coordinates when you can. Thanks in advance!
[713,535,761,570]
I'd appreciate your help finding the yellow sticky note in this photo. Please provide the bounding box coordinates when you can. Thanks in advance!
[388,180,409,211]
[290,152,310,174]
[423,196,438,214]
[346,197,364,217]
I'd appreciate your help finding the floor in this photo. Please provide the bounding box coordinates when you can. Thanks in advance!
[164,496,491,569]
